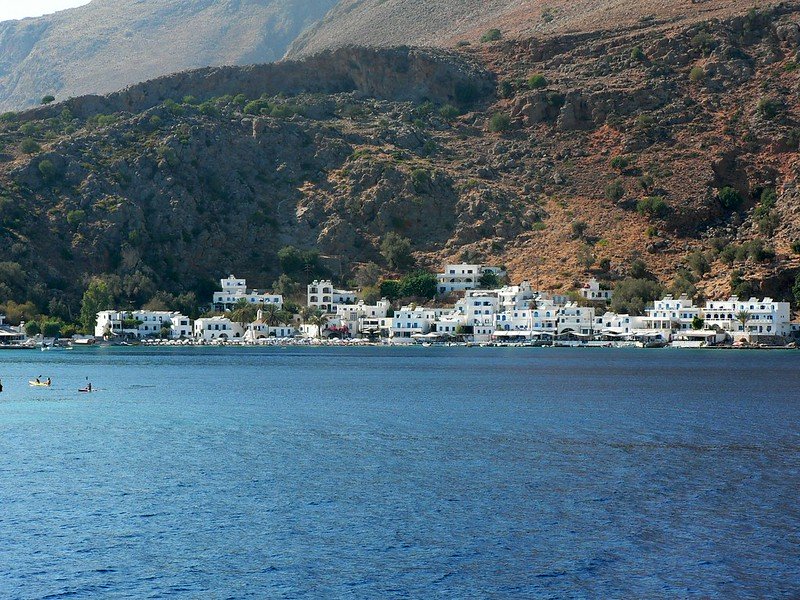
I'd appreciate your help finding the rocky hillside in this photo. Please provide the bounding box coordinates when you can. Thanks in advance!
[2,4,800,319]
[287,0,782,58]
[0,0,336,111]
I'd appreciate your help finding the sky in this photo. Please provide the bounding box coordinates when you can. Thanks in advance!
[0,0,91,22]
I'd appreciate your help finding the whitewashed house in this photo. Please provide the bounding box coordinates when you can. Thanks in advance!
[213,275,283,311]
[193,316,244,341]
[436,263,506,295]
[557,303,597,338]
[579,278,613,302]
[335,299,391,337]
[307,280,358,313]
[95,310,191,339]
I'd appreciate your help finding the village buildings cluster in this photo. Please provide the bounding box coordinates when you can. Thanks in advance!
[1,263,797,348]
[85,265,799,347]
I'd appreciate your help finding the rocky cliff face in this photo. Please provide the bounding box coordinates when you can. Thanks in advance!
[0,0,337,111]
[2,5,800,315]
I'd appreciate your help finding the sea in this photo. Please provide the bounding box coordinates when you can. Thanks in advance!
[0,346,798,599]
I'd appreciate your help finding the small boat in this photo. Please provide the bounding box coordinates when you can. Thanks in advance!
[78,386,94,393]
[29,380,51,387]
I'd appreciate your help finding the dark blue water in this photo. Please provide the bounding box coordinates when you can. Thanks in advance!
[0,347,798,598]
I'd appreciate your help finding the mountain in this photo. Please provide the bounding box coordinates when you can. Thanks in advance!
[0,0,337,111]
[2,3,800,322]
[286,0,779,58]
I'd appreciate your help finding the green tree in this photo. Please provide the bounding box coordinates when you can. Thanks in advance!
[398,272,437,299]
[41,320,63,338]
[380,233,415,271]
[79,278,115,333]
[41,95,55,105]
[230,298,258,330]
[355,262,382,288]
[735,310,751,334]
[25,321,41,336]
[38,159,57,181]
[718,186,743,210]
[610,278,663,315]
[691,315,705,330]
[308,312,329,338]
[479,271,501,289]
[379,279,402,301]
[793,273,800,306]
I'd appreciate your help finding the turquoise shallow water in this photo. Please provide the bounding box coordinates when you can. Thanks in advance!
[0,346,798,598]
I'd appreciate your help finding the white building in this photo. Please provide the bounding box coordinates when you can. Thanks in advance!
[579,278,613,302]
[0,314,26,345]
[213,275,283,312]
[702,296,791,339]
[457,290,499,341]
[307,280,358,313]
[557,303,597,338]
[95,310,192,339]
[193,316,244,341]
[437,263,506,295]
[391,306,444,340]
[498,281,538,310]
[335,300,391,337]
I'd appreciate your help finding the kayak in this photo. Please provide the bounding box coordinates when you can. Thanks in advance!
[29,381,51,387]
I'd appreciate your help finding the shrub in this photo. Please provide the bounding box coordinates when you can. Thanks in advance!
[791,240,800,254]
[480,29,502,43]
[631,46,645,61]
[687,251,710,277]
[528,74,547,89]
[439,104,460,119]
[456,40,470,48]
[718,186,743,210]
[636,196,669,217]
[610,155,630,170]
[20,138,40,154]
[605,180,625,201]
[488,113,512,133]
[689,66,705,83]
[66,209,86,226]
[757,97,781,120]
[570,220,588,239]
[497,81,514,99]
[38,159,57,181]
[40,95,55,105]
[410,168,432,194]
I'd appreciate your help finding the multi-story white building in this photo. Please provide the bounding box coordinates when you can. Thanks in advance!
[334,300,391,337]
[391,306,444,340]
[702,297,791,339]
[212,274,283,312]
[557,303,597,337]
[498,281,538,310]
[95,310,192,339]
[579,278,613,302]
[193,316,244,341]
[436,263,506,295]
[307,280,358,313]
[628,295,702,340]
[457,291,499,341]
